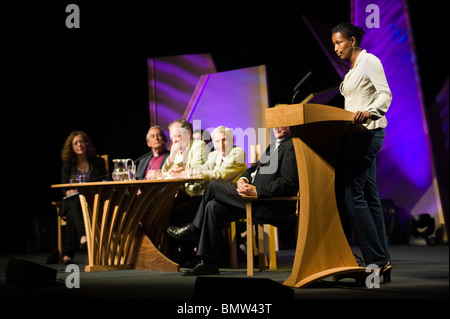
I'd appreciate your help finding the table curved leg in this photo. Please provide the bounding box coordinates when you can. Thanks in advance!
[78,182,183,272]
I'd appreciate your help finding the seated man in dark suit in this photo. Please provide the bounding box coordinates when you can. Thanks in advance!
[135,125,170,180]
[167,126,299,276]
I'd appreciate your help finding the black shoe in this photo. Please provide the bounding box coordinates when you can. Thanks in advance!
[46,249,60,264]
[167,224,200,242]
[181,259,220,276]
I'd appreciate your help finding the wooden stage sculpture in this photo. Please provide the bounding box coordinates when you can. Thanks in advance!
[265,103,367,288]
[52,179,188,272]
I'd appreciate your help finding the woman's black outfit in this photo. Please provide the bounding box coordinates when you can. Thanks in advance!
[60,156,107,259]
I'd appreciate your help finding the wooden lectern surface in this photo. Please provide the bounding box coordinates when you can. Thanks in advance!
[265,103,354,127]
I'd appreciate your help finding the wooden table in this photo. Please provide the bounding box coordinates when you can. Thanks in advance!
[51,179,195,272]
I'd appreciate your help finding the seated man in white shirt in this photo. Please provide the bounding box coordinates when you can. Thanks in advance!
[161,118,209,177]
[162,119,208,265]
[169,125,247,266]
[199,126,247,181]
[184,125,248,202]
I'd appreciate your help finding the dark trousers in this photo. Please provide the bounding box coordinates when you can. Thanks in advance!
[169,190,202,266]
[192,180,247,263]
[343,128,390,267]
[61,196,86,258]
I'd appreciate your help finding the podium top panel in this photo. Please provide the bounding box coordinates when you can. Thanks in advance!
[265,103,354,128]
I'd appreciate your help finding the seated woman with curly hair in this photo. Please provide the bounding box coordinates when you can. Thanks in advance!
[60,131,106,264]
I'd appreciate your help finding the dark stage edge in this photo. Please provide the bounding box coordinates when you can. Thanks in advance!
[0,245,448,303]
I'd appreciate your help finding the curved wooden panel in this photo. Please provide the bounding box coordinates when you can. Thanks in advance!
[52,180,191,272]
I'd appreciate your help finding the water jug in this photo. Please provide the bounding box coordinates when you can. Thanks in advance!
[112,158,135,181]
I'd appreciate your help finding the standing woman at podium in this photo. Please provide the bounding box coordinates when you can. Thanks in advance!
[332,23,393,282]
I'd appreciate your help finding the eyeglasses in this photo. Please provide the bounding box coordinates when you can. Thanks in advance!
[73,140,88,146]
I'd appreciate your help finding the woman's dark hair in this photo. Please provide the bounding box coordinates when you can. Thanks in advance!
[61,130,96,164]
[331,23,366,46]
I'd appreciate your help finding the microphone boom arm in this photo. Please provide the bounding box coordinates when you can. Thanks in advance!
[291,71,312,104]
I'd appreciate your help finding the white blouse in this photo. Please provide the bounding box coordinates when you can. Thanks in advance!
[340,50,392,130]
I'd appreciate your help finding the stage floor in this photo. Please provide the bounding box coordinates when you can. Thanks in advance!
[0,245,448,303]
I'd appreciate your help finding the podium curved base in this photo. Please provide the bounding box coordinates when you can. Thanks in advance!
[284,266,367,288]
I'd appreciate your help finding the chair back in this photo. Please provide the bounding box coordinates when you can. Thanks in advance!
[99,154,110,176]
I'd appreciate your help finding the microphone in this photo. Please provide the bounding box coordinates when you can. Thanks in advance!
[292,71,312,104]
[89,173,112,182]
[134,151,153,163]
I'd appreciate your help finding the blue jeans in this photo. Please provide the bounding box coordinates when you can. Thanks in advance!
[343,128,390,267]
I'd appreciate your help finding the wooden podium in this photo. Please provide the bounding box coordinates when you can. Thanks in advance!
[265,103,367,288]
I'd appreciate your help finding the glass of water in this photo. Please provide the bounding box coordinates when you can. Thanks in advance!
[70,174,85,183]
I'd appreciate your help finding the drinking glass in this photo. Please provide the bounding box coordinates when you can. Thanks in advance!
[128,164,136,181]
[192,168,202,179]
[70,175,79,184]
[70,174,86,184]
